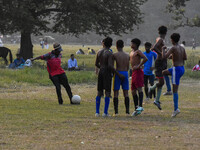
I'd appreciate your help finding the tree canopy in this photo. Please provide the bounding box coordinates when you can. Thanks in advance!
[166,0,200,28]
[0,0,147,59]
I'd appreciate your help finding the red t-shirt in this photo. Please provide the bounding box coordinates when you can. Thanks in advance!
[41,52,65,76]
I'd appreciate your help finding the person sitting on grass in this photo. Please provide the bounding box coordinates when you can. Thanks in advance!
[9,53,25,69]
[68,54,80,71]
[192,60,200,71]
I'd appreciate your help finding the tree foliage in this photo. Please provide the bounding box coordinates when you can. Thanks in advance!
[0,0,147,59]
[166,0,200,28]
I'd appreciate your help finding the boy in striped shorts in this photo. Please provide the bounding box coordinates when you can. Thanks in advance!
[162,33,187,117]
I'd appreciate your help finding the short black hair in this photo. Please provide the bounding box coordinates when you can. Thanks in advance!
[116,40,124,48]
[171,33,180,43]
[103,37,113,48]
[71,54,74,57]
[158,26,167,35]
[131,38,141,48]
[144,42,152,47]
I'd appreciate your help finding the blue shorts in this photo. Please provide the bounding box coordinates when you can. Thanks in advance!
[113,71,129,90]
[168,66,185,85]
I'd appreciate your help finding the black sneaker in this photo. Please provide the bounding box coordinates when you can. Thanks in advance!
[154,101,162,110]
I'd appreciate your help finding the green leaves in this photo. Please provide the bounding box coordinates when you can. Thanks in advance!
[166,0,200,28]
[0,0,147,36]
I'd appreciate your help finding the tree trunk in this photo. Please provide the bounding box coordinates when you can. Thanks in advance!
[20,31,33,60]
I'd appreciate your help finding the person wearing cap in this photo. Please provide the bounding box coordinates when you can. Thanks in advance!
[31,43,74,105]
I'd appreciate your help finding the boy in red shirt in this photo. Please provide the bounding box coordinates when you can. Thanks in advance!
[31,43,73,105]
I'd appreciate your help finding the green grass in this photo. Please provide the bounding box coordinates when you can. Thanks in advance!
[0,45,200,87]
[0,45,200,149]
[0,81,200,149]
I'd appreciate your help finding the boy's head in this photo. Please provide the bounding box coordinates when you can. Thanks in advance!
[16,53,21,59]
[158,26,167,35]
[70,54,75,60]
[116,40,124,49]
[53,43,62,55]
[171,33,180,44]
[131,38,141,50]
[102,37,113,48]
[144,42,152,52]
[198,60,200,65]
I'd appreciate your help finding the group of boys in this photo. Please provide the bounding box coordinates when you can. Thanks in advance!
[95,26,187,117]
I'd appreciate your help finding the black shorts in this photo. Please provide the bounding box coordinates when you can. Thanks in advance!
[155,59,167,78]
[144,74,155,85]
[97,68,112,94]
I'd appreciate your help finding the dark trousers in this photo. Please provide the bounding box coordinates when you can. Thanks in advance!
[49,73,73,104]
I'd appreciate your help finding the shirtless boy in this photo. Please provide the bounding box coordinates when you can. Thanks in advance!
[95,37,124,117]
[149,26,168,110]
[162,33,187,117]
[130,38,148,116]
[113,40,130,115]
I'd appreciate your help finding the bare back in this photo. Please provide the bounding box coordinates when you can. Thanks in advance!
[113,51,129,71]
[171,45,187,66]
[95,48,113,69]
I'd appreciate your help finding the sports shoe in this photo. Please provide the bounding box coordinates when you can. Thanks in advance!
[102,113,111,117]
[163,91,173,96]
[154,101,162,110]
[131,111,141,116]
[136,107,144,112]
[95,113,100,117]
[171,109,180,117]
[113,113,119,117]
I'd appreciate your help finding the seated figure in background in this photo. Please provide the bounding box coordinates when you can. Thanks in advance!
[76,49,85,54]
[192,60,200,71]
[68,54,80,71]
[9,53,25,69]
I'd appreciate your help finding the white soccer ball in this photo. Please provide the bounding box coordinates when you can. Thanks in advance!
[72,95,81,104]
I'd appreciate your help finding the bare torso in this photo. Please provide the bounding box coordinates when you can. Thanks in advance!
[113,51,129,71]
[96,48,113,69]
[171,45,186,66]
[130,50,141,69]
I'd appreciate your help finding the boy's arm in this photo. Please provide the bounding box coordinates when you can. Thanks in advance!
[151,39,162,55]
[133,51,148,70]
[30,56,42,61]
[162,46,173,59]
[108,54,125,80]
[183,48,187,60]
[95,52,100,68]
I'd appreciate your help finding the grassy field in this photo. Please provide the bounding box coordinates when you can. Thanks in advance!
[0,45,200,149]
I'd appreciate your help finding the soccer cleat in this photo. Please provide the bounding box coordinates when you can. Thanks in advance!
[102,113,111,117]
[95,113,100,117]
[154,101,162,110]
[163,91,173,96]
[171,109,180,117]
[131,111,141,116]
[113,113,119,117]
[136,107,144,112]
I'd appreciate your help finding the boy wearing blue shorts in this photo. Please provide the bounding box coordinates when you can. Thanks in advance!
[162,33,187,117]
[113,40,130,115]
